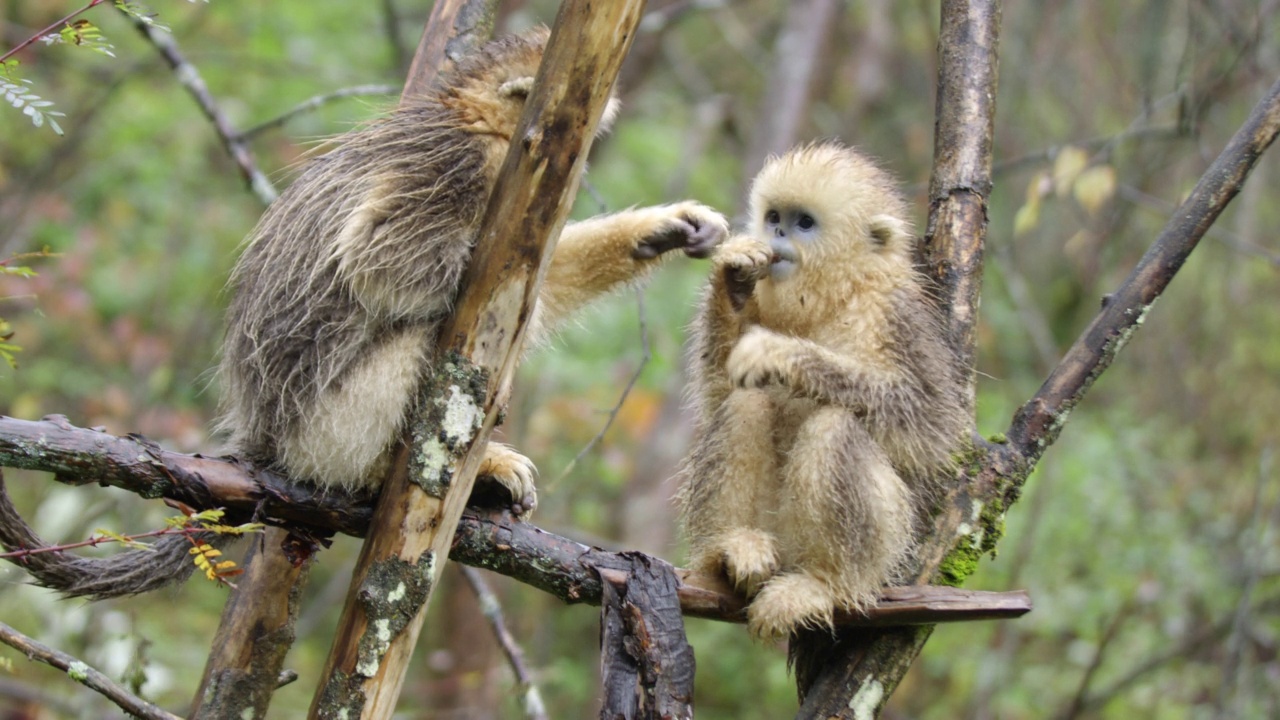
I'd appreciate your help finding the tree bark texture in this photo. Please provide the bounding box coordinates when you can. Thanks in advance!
[599,554,695,720]
[308,3,647,717]
[189,527,311,720]
[0,415,1031,628]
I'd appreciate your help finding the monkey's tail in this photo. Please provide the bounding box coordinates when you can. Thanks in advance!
[0,469,225,600]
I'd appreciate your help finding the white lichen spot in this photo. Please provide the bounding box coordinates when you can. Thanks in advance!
[419,436,450,480]
[440,385,482,445]
[964,501,986,549]
[387,581,407,603]
[356,619,394,677]
[240,707,257,720]
[421,552,438,586]
[336,710,349,720]
[66,661,89,682]
[848,676,884,720]
[375,618,392,643]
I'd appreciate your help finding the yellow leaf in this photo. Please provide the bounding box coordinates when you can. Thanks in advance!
[1073,165,1117,216]
[1052,146,1089,197]
[1013,199,1041,237]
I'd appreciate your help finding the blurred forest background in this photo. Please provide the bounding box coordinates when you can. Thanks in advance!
[1,0,1278,718]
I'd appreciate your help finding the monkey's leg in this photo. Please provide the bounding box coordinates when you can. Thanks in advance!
[528,202,727,342]
[747,408,913,640]
[680,388,780,596]
[280,327,430,490]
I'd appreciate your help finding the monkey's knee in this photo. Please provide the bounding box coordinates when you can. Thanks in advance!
[470,442,538,519]
[747,572,838,641]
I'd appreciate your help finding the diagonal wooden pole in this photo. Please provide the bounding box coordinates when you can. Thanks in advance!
[189,6,501,718]
[308,2,649,717]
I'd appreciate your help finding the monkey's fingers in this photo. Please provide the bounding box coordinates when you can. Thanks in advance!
[632,218,698,259]
[680,215,728,259]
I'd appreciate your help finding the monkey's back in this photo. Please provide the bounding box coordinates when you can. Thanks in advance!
[216,99,490,478]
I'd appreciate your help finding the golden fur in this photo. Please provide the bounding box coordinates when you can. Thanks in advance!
[218,28,727,514]
[678,143,968,638]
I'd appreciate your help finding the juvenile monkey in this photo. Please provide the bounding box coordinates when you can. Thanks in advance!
[217,27,727,514]
[678,143,968,639]
[3,29,727,600]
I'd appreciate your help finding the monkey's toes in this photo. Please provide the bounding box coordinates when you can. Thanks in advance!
[473,443,538,520]
[719,528,779,597]
[746,573,837,641]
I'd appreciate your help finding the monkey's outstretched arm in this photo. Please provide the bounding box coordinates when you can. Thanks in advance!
[529,202,726,342]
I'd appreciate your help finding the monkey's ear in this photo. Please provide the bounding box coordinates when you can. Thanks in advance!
[869,214,911,249]
[499,76,536,98]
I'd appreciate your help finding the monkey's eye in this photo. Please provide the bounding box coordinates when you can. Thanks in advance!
[796,213,816,231]
[765,210,781,225]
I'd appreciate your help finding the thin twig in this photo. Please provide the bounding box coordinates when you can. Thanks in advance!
[459,566,550,720]
[118,8,277,204]
[0,620,182,720]
[0,0,111,65]
[548,285,651,490]
[238,84,399,140]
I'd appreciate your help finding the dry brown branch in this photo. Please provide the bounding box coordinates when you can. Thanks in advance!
[189,527,313,719]
[0,415,1032,627]
[0,620,181,720]
[1006,74,1280,462]
[309,3,647,716]
[599,554,694,720]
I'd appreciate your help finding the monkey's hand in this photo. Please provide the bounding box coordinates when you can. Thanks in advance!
[631,202,729,260]
[726,325,793,390]
[712,235,772,311]
[471,442,538,520]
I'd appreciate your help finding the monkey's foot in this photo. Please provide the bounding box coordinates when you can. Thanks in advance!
[719,528,779,597]
[727,326,790,389]
[747,572,837,641]
[472,442,538,520]
[631,202,729,260]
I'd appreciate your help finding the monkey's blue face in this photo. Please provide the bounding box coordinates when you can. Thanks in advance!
[762,206,819,281]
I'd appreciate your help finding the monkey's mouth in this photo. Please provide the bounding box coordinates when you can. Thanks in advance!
[769,239,799,279]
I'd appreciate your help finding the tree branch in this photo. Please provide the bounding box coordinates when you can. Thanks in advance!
[0,620,181,720]
[1006,75,1280,464]
[118,8,277,204]
[459,566,549,720]
[0,415,1032,627]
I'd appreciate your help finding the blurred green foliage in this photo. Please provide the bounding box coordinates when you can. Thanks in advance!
[1,1,1278,719]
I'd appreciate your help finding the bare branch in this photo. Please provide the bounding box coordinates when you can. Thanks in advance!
[118,8,277,204]
[238,84,399,140]
[459,566,549,720]
[400,0,497,101]
[0,417,1031,627]
[1006,76,1280,463]
[0,620,182,720]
